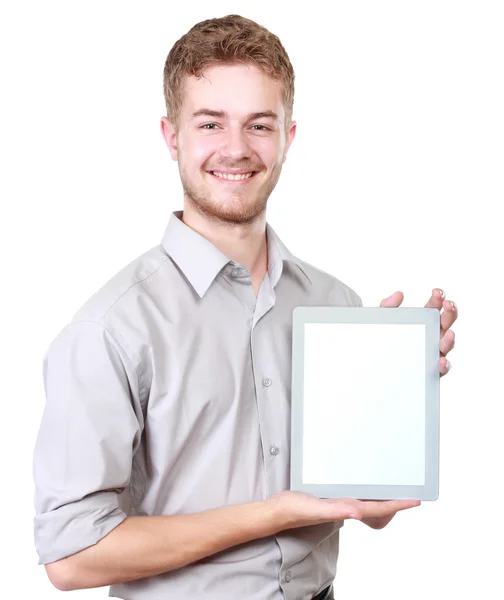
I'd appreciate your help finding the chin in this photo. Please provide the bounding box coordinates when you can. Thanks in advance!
[212,203,266,224]
[181,173,271,224]
[197,196,267,224]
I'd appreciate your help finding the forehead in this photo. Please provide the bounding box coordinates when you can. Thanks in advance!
[180,63,285,119]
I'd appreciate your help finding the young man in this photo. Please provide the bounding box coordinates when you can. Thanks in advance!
[33,14,457,600]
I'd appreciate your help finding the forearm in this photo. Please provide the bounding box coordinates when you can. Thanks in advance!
[49,500,282,591]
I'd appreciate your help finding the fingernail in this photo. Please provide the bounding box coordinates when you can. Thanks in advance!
[437,289,445,298]
[446,360,451,371]
[450,301,457,311]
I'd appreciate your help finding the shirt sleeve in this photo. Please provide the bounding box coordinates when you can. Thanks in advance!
[33,320,144,565]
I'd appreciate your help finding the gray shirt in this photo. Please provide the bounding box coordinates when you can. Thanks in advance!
[33,211,362,600]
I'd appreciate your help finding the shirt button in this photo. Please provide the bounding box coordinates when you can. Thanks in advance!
[262,378,272,387]
[285,570,292,583]
[270,446,280,456]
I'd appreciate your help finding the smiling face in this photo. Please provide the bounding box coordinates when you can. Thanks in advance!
[161,63,296,225]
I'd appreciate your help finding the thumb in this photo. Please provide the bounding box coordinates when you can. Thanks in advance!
[379,291,404,308]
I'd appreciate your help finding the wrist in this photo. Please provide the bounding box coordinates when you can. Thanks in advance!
[261,498,291,534]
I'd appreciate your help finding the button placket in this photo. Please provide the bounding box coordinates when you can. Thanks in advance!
[250,322,272,496]
[226,263,255,310]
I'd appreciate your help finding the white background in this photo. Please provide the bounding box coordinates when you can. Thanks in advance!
[1,1,502,598]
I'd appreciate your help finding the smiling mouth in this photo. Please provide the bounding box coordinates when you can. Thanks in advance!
[207,171,258,183]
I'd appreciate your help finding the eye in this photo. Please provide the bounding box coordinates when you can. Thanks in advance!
[200,123,219,130]
[251,124,270,131]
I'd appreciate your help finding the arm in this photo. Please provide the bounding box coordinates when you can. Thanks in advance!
[51,492,409,590]
[33,322,145,587]
[47,500,282,591]
[46,495,415,590]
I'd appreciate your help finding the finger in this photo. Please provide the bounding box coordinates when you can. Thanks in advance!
[356,499,421,518]
[379,291,404,308]
[321,499,364,520]
[439,356,452,377]
[440,300,458,333]
[424,288,445,309]
[336,498,420,514]
[439,329,455,357]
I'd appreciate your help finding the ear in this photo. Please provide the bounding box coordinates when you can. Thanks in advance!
[282,120,297,163]
[160,117,178,161]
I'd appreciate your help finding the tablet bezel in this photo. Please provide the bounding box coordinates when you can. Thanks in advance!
[290,306,440,501]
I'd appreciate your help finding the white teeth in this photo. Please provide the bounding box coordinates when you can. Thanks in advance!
[212,171,254,181]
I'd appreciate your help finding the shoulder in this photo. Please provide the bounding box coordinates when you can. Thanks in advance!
[43,246,171,397]
[71,244,171,325]
[295,257,363,307]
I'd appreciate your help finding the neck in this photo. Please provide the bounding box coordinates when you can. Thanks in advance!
[181,201,268,281]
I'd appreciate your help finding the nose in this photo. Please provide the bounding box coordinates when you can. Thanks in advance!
[220,127,252,162]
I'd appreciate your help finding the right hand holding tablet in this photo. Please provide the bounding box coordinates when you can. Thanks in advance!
[267,490,421,529]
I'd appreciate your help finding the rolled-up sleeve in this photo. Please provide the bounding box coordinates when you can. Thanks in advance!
[33,320,143,565]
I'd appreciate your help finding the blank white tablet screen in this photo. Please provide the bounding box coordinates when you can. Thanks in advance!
[302,323,426,486]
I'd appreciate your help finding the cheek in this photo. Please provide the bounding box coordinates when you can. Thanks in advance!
[253,137,285,168]
[180,136,216,169]
[194,137,217,156]
[261,146,284,169]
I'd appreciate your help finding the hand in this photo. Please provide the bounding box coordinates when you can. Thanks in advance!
[266,490,420,531]
[380,288,457,377]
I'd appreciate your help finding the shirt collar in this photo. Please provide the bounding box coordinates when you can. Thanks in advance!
[161,211,311,298]
[265,222,312,288]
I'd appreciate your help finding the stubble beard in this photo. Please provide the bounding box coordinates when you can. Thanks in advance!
[179,163,283,226]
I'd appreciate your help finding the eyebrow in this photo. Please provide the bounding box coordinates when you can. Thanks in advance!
[191,109,279,121]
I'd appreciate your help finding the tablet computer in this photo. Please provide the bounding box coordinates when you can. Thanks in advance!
[290,306,440,501]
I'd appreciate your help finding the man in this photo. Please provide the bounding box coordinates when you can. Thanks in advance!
[33,14,457,600]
